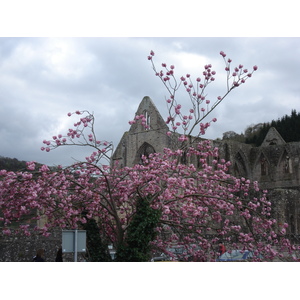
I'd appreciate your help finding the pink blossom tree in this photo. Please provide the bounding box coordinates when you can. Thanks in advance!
[0,51,297,261]
[145,50,258,149]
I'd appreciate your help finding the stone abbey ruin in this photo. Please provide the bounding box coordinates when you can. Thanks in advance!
[112,96,300,241]
[1,96,300,261]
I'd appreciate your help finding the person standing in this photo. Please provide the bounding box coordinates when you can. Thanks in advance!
[33,249,45,262]
[55,247,63,262]
[219,243,226,256]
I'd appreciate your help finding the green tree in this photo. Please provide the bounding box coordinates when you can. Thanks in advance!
[81,217,112,262]
[115,197,161,262]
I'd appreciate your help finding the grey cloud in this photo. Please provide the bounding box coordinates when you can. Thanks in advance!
[0,37,299,166]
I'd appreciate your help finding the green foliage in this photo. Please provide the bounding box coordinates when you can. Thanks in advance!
[115,197,161,262]
[222,131,245,143]
[81,218,112,262]
[222,110,300,147]
[245,110,300,146]
[0,156,28,171]
[0,156,46,172]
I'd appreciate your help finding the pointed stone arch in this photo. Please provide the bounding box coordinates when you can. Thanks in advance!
[254,151,270,177]
[278,148,293,176]
[233,151,249,178]
[133,142,156,165]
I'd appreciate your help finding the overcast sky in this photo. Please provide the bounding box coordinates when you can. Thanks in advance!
[1,1,299,292]
[0,37,300,166]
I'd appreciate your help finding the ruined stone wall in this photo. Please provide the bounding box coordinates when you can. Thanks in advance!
[0,229,61,262]
[3,97,300,260]
[112,97,300,239]
[0,230,81,262]
[268,188,300,237]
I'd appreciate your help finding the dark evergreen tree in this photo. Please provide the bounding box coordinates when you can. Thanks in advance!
[115,196,161,262]
[81,217,112,262]
[244,110,300,146]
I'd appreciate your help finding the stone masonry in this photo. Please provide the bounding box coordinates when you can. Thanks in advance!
[2,96,300,261]
[112,96,300,239]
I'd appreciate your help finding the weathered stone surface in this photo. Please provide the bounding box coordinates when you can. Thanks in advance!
[3,96,300,261]
[112,96,300,238]
[0,229,85,262]
[0,230,61,262]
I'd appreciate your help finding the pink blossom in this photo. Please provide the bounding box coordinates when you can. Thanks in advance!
[26,161,36,171]
[40,165,49,172]
[178,135,187,142]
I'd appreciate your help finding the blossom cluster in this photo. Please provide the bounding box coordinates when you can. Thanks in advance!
[40,110,113,164]
[220,51,258,88]
[129,114,150,130]
[1,137,297,260]
[0,50,296,261]
[148,50,257,141]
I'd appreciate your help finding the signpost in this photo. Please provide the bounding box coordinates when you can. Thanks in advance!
[62,230,86,262]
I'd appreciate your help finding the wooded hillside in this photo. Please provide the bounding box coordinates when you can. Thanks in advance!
[222,110,300,146]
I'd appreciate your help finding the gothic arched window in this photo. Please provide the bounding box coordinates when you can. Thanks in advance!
[134,142,156,165]
[143,110,151,130]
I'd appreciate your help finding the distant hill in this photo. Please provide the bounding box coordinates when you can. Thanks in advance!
[0,156,28,172]
[0,156,47,172]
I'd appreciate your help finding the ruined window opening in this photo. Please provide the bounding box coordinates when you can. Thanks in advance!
[144,110,151,130]
[234,152,247,178]
[135,142,156,165]
[268,139,277,145]
[180,151,187,165]
[261,157,267,176]
[233,163,239,177]
[284,155,291,174]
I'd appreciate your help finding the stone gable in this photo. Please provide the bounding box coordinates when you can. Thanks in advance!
[261,126,286,147]
[112,96,300,239]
